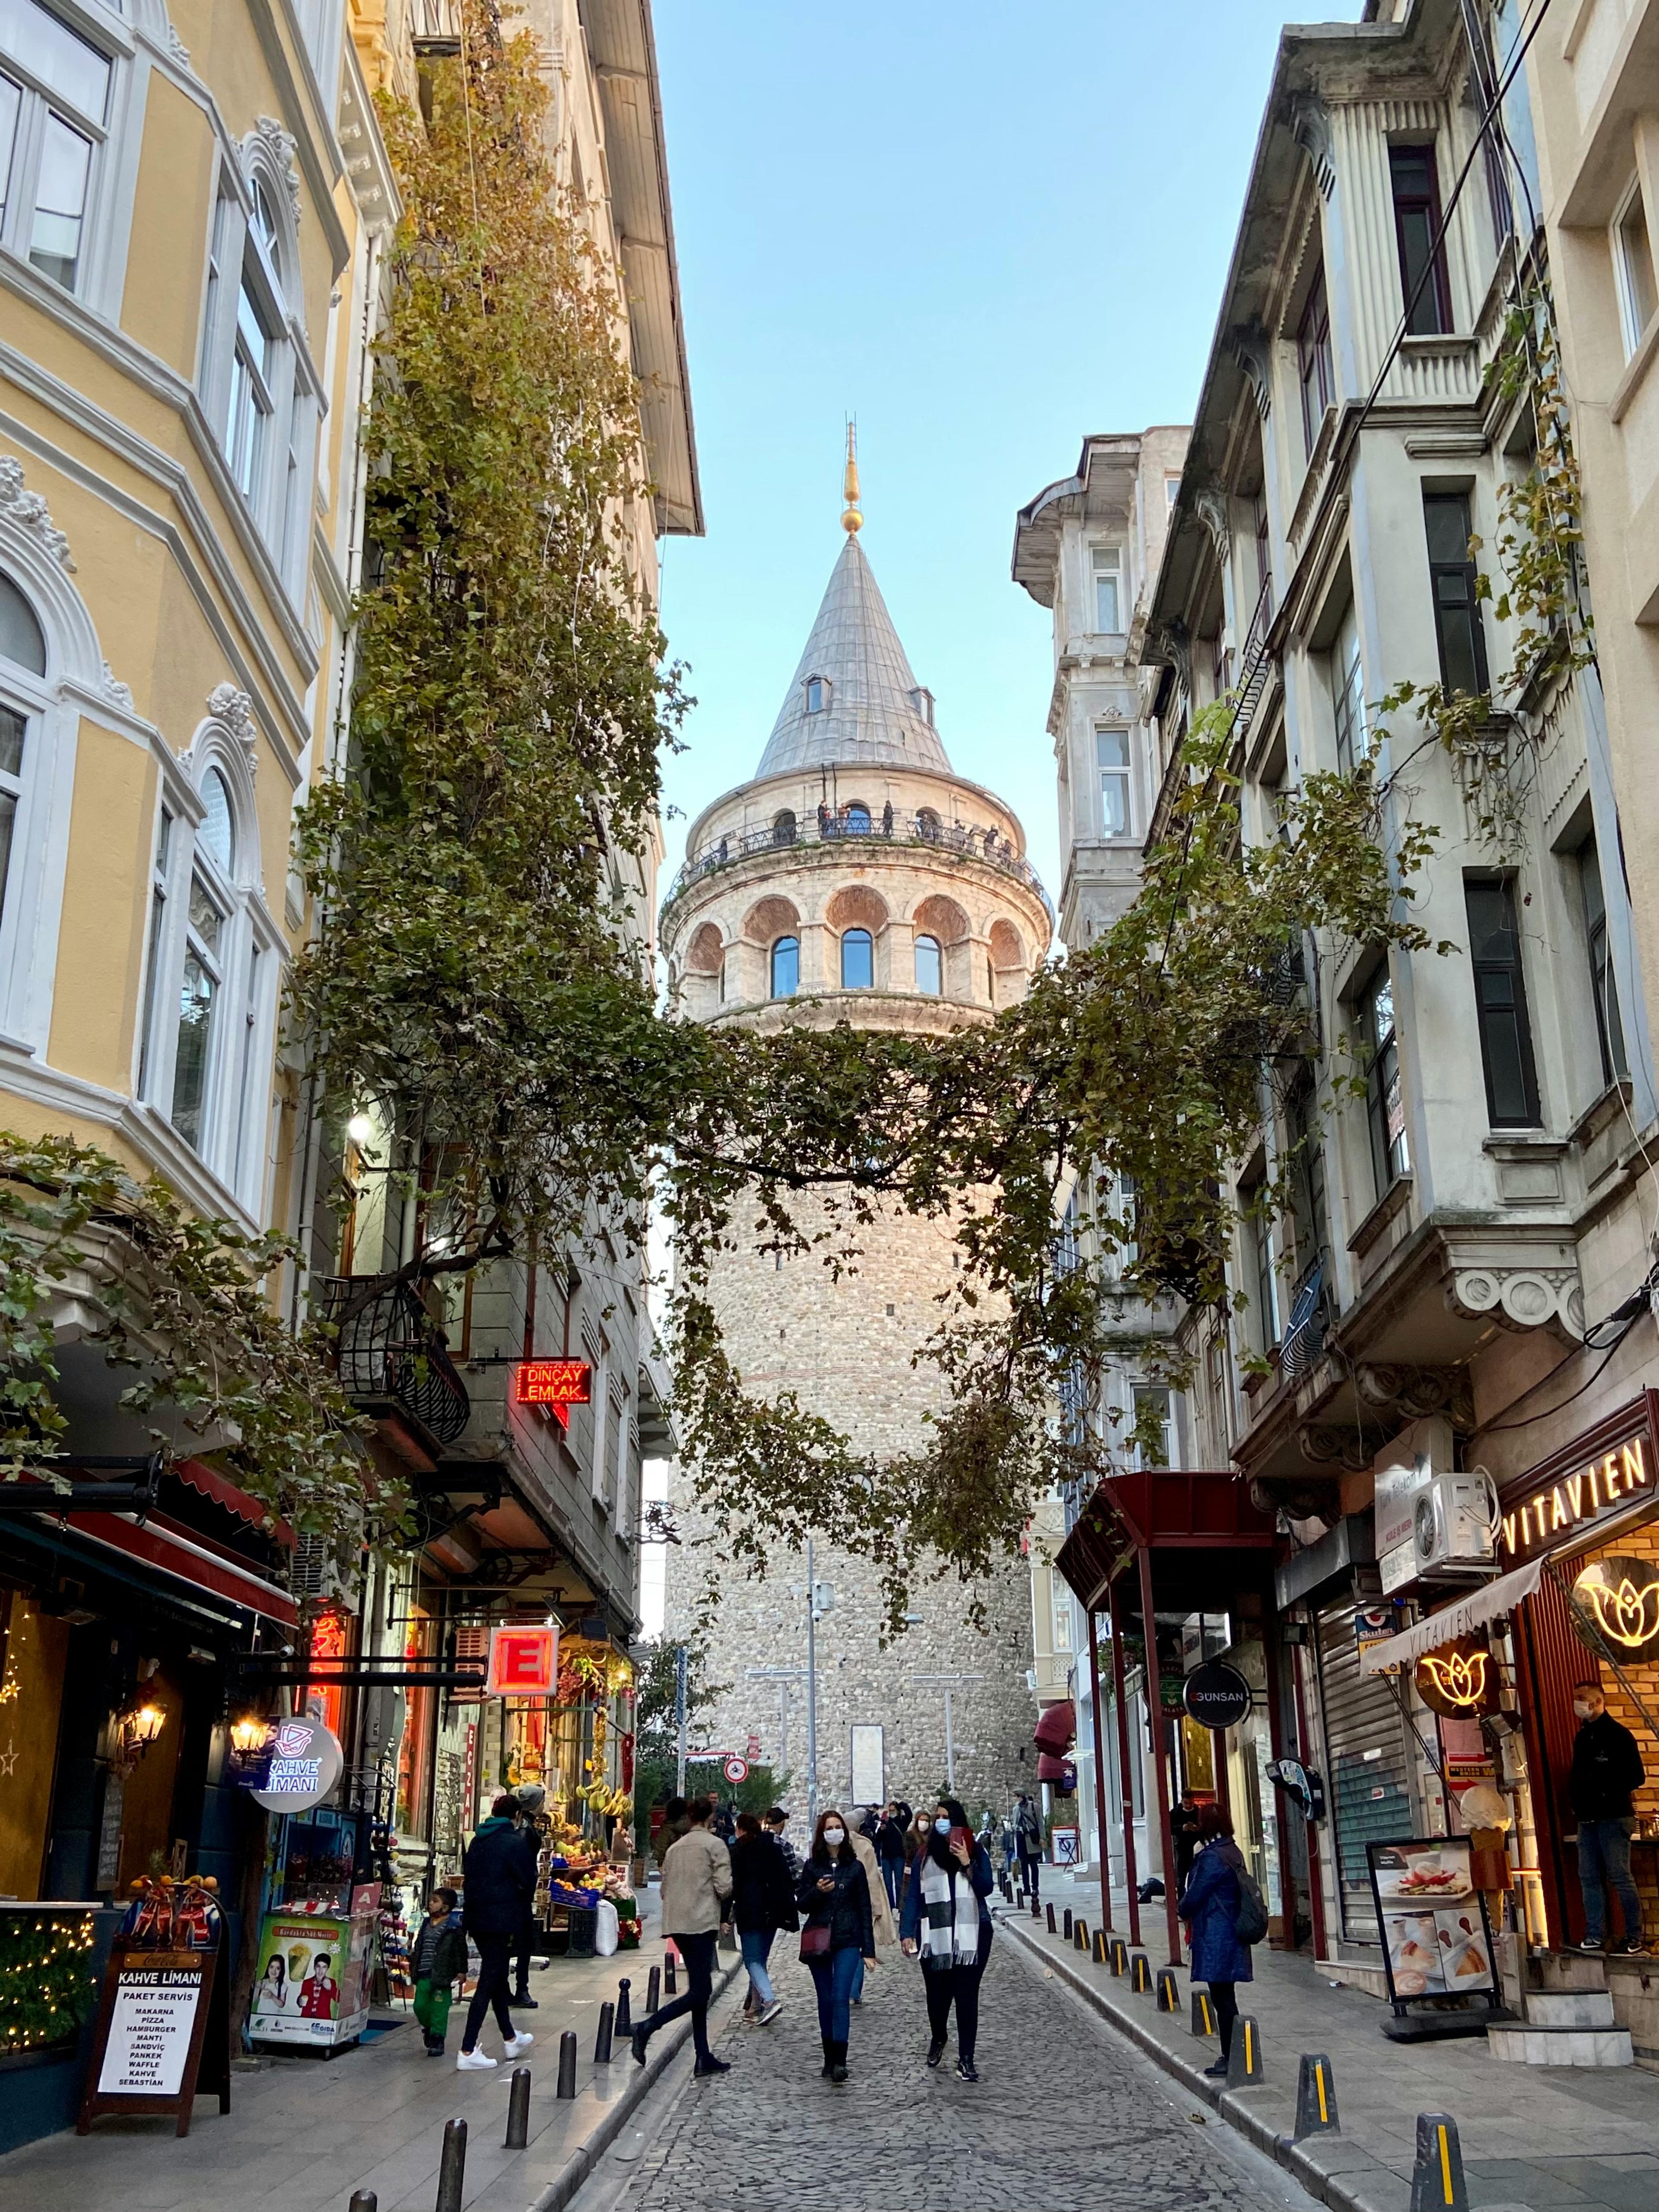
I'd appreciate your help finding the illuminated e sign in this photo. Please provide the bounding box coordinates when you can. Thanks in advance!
[487,1624,559,1698]
[1500,1435,1649,1563]
[513,1360,591,1429]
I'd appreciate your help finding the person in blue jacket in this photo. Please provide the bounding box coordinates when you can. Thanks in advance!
[1178,1805,1251,2078]
[899,1795,995,2081]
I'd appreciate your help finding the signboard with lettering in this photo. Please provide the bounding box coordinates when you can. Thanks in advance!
[1498,1395,1659,1566]
[512,1360,591,1428]
[249,1885,379,2050]
[249,1716,344,1814]
[488,1622,559,1699]
[78,1945,229,2137]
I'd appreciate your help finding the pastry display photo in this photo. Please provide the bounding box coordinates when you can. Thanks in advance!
[1384,1910,1447,1996]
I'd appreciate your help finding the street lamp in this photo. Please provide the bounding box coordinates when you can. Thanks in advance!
[908,1673,982,1795]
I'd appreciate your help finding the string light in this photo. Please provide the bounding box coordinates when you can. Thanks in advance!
[0,1911,97,2050]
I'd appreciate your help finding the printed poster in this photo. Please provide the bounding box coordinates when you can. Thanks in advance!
[251,1886,378,2047]
[1367,1837,1497,2003]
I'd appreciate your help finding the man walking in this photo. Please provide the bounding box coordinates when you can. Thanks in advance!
[457,1796,538,2071]
[632,1797,733,2076]
[1570,1682,1648,1954]
[764,1805,800,1880]
[874,1802,908,1910]
[1013,1792,1043,1901]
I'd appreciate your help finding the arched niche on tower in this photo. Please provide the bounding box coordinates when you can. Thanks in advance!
[989,917,1028,1008]
[681,918,727,1018]
[742,892,803,999]
[912,893,973,1002]
[824,883,890,992]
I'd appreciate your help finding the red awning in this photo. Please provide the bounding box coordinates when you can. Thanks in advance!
[175,1458,294,1547]
[1036,1752,1071,1782]
[1055,1472,1278,1612]
[1034,1698,1075,1754]
[64,1509,297,1627]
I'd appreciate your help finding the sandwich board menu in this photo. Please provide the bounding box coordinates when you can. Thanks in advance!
[1366,1836,1505,2040]
[77,1944,229,2136]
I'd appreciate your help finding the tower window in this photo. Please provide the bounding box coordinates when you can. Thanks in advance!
[910,686,935,725]
[914,934,942,995]
[845,803,871,835]
[841,928,873,990]
[772,808,797,847]
[770,935,798,997]
[804,675,831,713]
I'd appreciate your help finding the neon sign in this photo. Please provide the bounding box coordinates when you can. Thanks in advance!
[1500,1436,1648,1562]
[1414,1638,1499,1717]
[512,1359,591,1428]
[1573,1555,1659,1661]
[487,1624,559,1698]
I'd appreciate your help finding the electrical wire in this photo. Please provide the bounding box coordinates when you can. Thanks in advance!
[1478,1262,1659,1432]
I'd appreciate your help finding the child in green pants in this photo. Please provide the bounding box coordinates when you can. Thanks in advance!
[411,1887,467,2056]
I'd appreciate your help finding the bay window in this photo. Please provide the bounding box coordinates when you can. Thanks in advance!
[0,0,113,296]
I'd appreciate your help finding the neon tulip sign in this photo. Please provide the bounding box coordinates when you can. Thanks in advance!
[1573,1555,1659,1661]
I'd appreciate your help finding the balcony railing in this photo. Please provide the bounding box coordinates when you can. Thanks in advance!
[1229,572,1275,749]
[1278,1258,1328,1387]
[320,1275,470,1447]
[662,812,1055,922]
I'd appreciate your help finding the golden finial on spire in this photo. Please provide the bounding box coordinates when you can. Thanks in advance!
[841,418,863,535]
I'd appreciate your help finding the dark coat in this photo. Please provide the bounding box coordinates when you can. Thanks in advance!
[1179,1838,1252,1986]
[654,1812,691,1868]
[898,1840,994,1946]
[462,1817,535,1937]
[1569,1712,1646,1822]
[729,1834,798,1936]
[412,1916,468,1986]
[874,1818,907,1863]
[795,1853,874,1955]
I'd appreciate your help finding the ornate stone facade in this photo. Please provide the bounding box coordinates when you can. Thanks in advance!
[660,495,1051,1816]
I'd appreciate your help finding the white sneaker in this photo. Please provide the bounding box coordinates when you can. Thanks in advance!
[504,2031,535,2057]
[758,2000,783,2025]
[456,2049,497,2071]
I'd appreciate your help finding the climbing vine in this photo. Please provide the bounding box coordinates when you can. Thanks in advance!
[0,1133,393,1552]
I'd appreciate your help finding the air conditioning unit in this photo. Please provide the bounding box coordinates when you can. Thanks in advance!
[1413,1470,1499,1578]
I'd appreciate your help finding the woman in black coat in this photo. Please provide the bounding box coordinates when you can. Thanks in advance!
[795,1809,877,2083]
[730,1810,797,2023]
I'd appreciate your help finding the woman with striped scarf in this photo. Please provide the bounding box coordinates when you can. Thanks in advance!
[898,1795,995,2081]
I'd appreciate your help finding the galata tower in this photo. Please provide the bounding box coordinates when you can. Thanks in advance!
[660,442,1053,1818]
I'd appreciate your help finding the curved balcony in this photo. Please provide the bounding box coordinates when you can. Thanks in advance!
[319,1275,470,1448]
[661,811,1055,923]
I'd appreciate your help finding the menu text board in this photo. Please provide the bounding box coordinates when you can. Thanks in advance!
[78,1945,228,2137]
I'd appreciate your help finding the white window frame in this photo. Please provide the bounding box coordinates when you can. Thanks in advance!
[804,673,832,714]
[1331,600,1368,772]
[198,147,321,603]
[1612,175,1658,359]
[0,0,142,318]
[1095,722,1133,839]
[135,712,282,1214]
[1090,543,1123,636]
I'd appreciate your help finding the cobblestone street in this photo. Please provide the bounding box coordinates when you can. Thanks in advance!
[609,1933,1319,2212]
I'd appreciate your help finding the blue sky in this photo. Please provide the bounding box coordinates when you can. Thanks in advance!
[650,0,1350,897]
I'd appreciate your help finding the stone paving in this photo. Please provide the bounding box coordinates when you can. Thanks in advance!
[610,1931,1319,2212]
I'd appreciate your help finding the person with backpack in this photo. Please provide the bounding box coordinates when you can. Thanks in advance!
[1178,1805,1263,2078]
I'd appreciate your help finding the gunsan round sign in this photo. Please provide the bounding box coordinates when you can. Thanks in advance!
[1181,1661,1252,1732]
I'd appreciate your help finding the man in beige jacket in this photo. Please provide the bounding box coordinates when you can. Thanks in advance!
[847,1808,896,2005]
[632,1796,733,2076]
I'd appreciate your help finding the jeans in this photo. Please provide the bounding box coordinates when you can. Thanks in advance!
[1577,1817,1643,1945]
[644,1929,717,2062]
[1019,1851,1041,1899]
[922,1919,992,2063]
[461,1931,515,2051]
[807,1944,863,2043]
[880,1858,903,1909]
[741,1927,776,2007]
[413,1977,453,2044]
[1209,1978,1238,2059]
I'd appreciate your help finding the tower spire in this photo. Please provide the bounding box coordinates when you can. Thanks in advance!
[841,419,862,535]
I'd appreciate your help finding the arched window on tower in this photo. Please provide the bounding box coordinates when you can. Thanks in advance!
[770,935,798,997]
[772,808,796,847]
[841,928,873,990]
[917,807,941,842]
[845,803,871,835]
[914,934,942,996]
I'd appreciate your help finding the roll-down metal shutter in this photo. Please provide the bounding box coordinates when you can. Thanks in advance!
[1316,1602,1417,1942]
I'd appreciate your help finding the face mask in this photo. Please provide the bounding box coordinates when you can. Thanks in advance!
[1574,1703,1595,1719]
[823,1828,845,1847]
[934,1817,952,1834]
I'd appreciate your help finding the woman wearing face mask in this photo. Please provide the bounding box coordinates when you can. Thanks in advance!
[794,1809,877,2082]
[900,1805,933,1916]
[899,1795,995,2080]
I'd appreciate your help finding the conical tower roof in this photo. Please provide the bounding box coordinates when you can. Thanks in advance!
[754,534,952,780]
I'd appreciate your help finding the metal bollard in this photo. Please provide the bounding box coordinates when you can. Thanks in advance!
[1045,1902,1056,1933]
[1190,1988,1214,2039]
[615,1977,632,2034]
[594,2000,614,2064]
[556,2031,578,2099]
[435,2119,467,2212]
[1294,2053,1340,2139]
[1092,1929,1108,1966]
[1062,1908,1073,1940]
[1226,2014,1265,2087]
[664,1952,678,1996]
[1409,2113,1468,2211]
[504,2067,531,2150]
[1029,1893,1039,1920]
[349,2195,377,2212]
[1109,1937,1128,1977]
[1130,1952,1151,1994]
[1155,1967,1179,2013]
[1074,1920,1087,1951]
[645,1964,661,2018]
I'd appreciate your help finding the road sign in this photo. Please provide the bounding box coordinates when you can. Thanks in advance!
[722,1755,749,1784]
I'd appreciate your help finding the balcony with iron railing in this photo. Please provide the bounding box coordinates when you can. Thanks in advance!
[320,1275,470,1448]
[1229,572,1276,749]
[661,811,1055,921]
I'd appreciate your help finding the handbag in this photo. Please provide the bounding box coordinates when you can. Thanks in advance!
[799,1921,831,1961]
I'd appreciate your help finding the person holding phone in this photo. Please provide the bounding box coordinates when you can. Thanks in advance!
[794,1808,877,2082]
[899,1795,995,2081]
